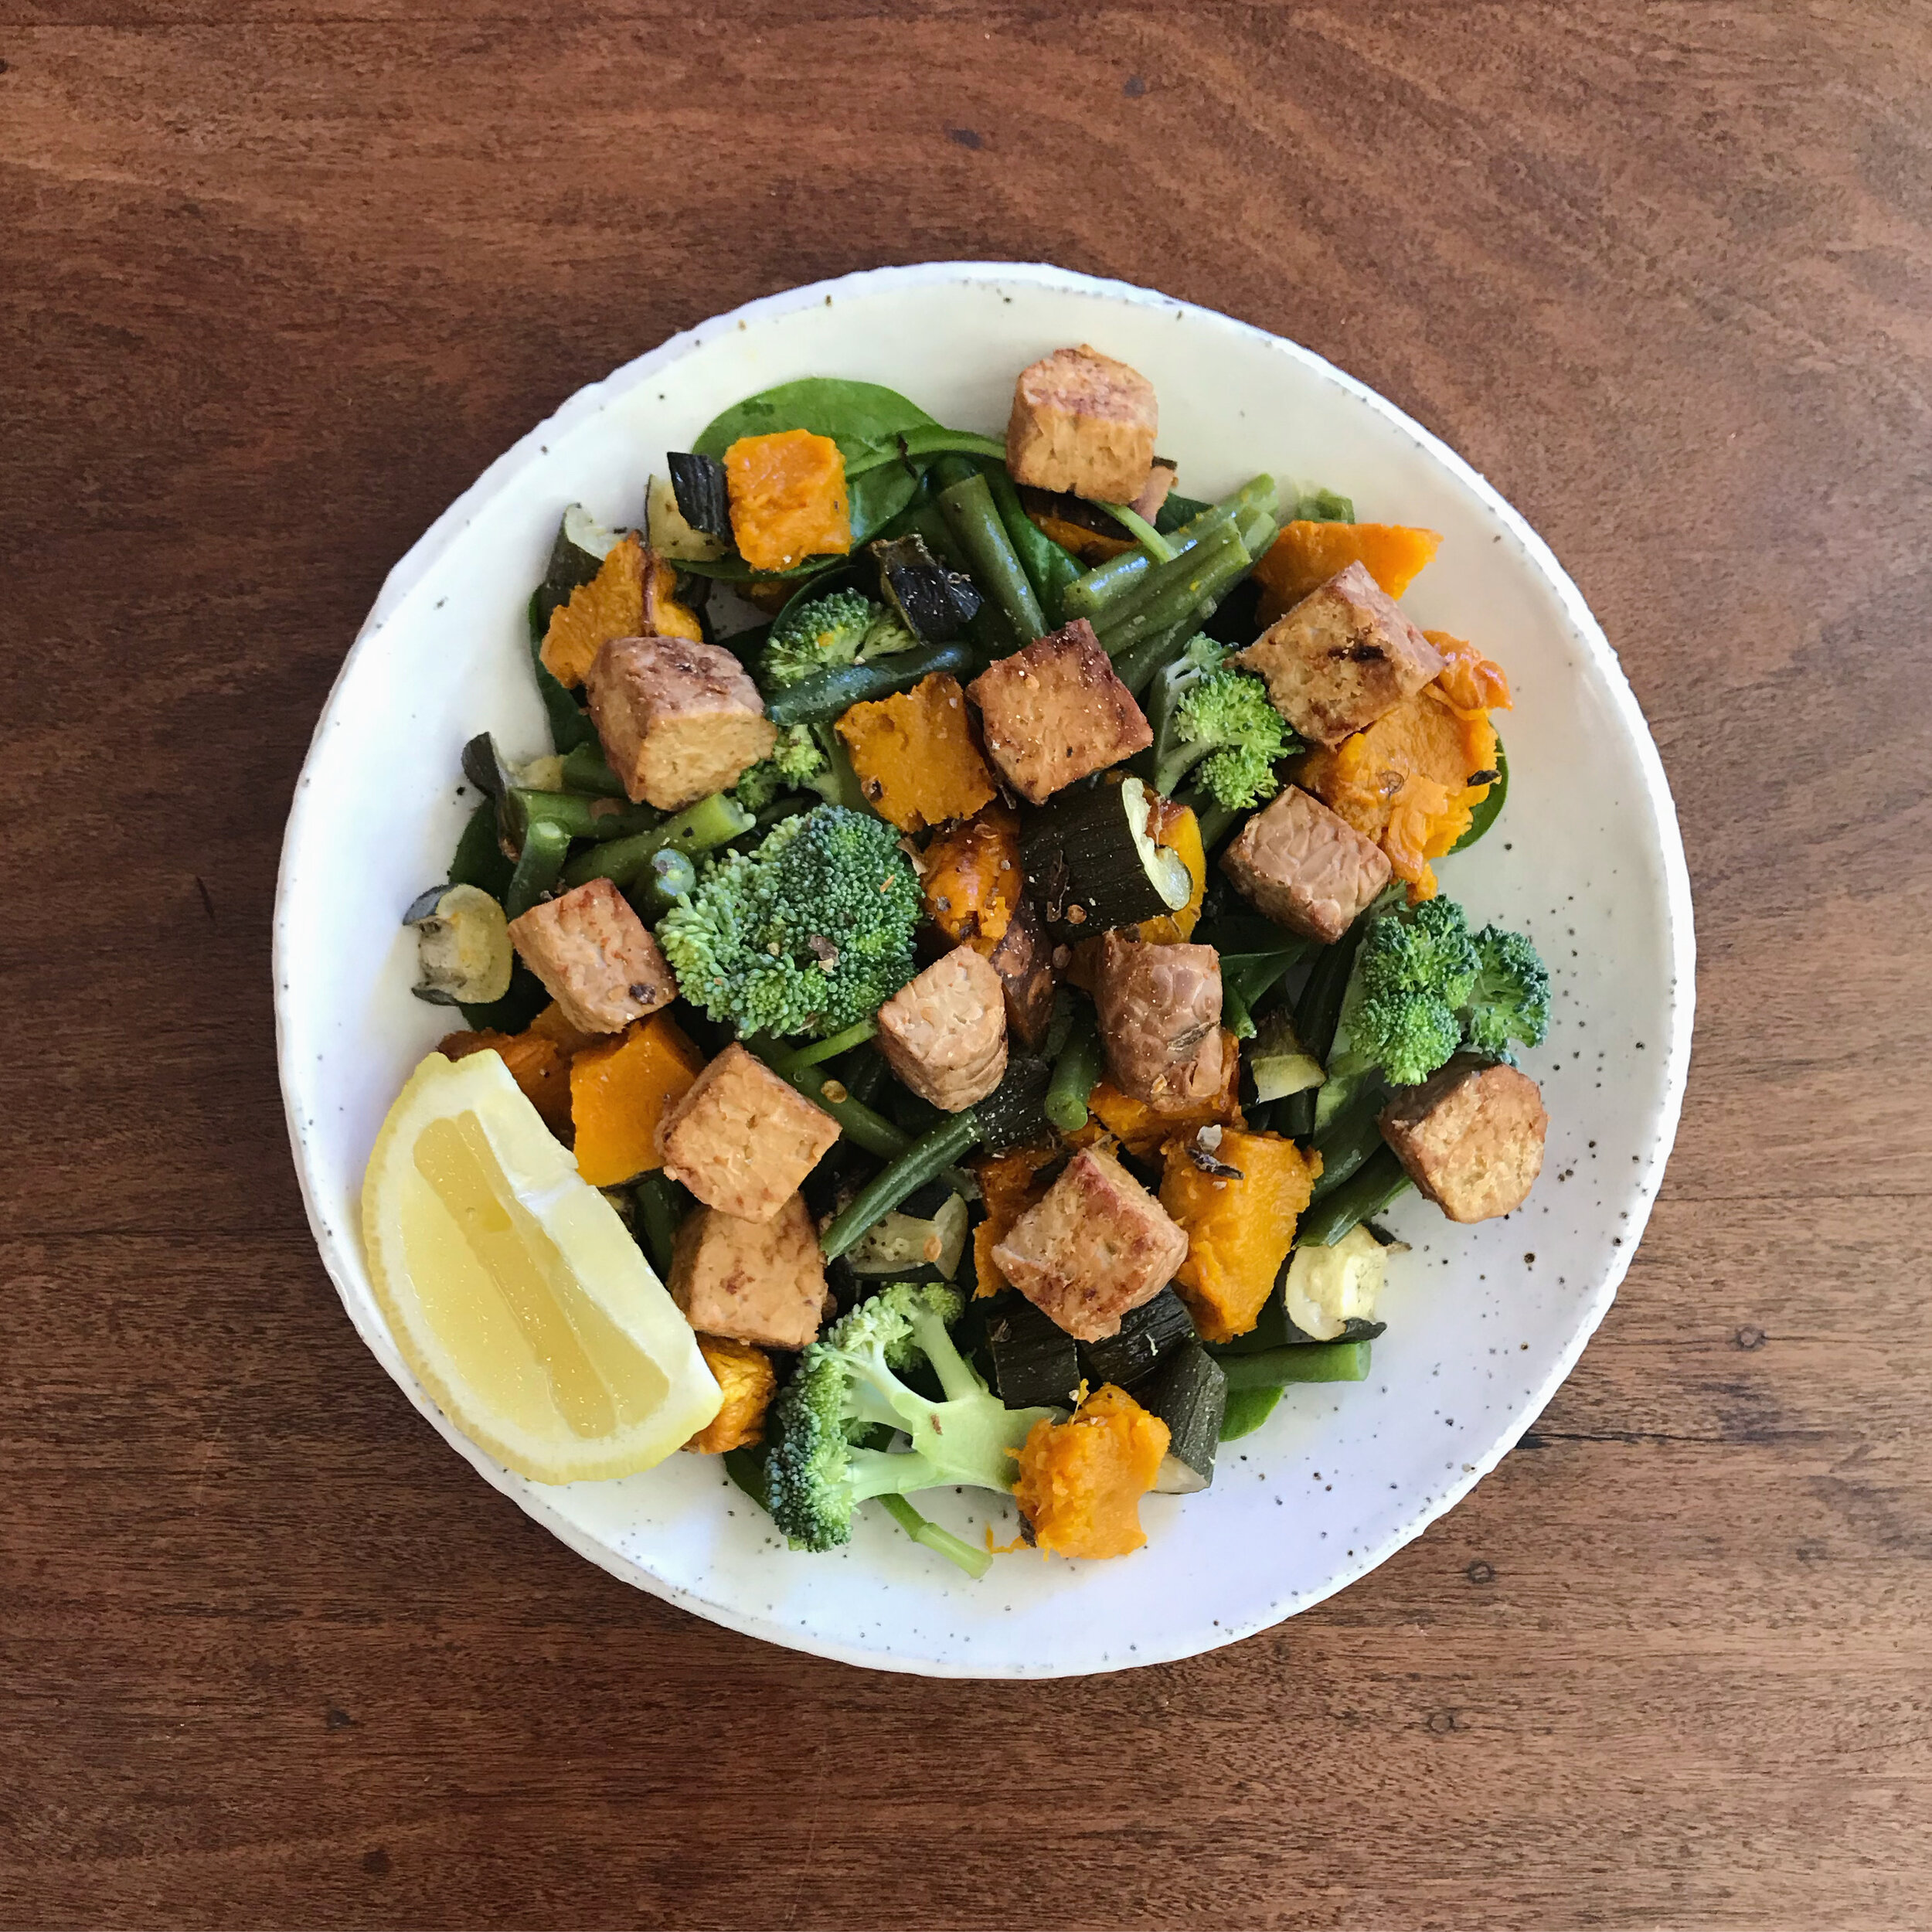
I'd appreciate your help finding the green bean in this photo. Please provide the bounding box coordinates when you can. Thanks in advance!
[750,1041,911,1161]
[562,791,753,890]
[986,467,1080,628]
[1219,1340,1372,1389]
[526,590,599,753]
[876,1495,992,1579]
[504,819,570,917]
[1294,1146,1413,1249]
[509,787,656,845]
[632,1171,684,1279]
[628,845,697,920]
[1095,519,1247,653]
[1063,476,1276,618]
[1223,947,1310,1010]
[780,1019,879,1070]
[765,641,975,726]
[939,471,1047,643]
[1308,1090,1388,1201]
[1095,500,1175,562]
[845,427,1009,476]
[1192,798,1242,851]
[1277,923,1368,1139]
[560,743,628,797]
[819,1111,981,1259]
[1043,1006,1104,1132]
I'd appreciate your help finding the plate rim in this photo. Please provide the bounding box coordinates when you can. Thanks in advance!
[274,259,1696,1678]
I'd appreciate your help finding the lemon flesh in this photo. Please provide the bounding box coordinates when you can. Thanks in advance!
[362,1050,720,1483]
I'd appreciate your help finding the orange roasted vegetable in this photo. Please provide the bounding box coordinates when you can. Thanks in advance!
[539,534,645,688]
[1253,521,1442,624]
[1012,1384,1170,1559]
[568,1011,706,1187]
[921,802,1022,952]
[682,1335,777,1454]
[1029,510,1134,566]
[1294,633,1510,901]
[1085,1030,1243,1158]
[970,1140,1059,1296]
[1138,798,1206,943]
[724,429,852,573]
[836,674,998,833]
[1160,1130,1321,1343]
[642,547,703,643]
[438,1026,574,1134]
[527,1001,600,1058]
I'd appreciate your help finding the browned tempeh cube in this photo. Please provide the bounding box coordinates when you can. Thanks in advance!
[668,1196,828,1351]
[1379,1056,1549,1223]
[1233,562,1444,747]
[1091,930,1224,1109]
[1219,786,1393,944]
[876,946,1009,1113]
[505,878,676,1036]
[1005,345,1158,504]
[655,1042,839,1223]
[967,620,1151,806]
[586,634,776,809]
[992,1146,1189,1342]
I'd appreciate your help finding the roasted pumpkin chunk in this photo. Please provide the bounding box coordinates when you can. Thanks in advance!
[438,1026,573,1134]
[642,546,704,643]
[682,1334,777,1454]
[836,673,998,833]
[1253,521,1442,624]
[1159,1129,1321,1344]
[1293,633,1509,902]
[568,1010,706,1187]
[724,429,852,573]
[1012,1383,1170,1559]
[539,533,645,689]
[1137,798,1206,944]
[922,801,1022,952]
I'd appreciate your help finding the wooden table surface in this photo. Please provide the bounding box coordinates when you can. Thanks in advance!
[5,4,1930,1927]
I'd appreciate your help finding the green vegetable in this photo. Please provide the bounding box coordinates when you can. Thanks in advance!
[632,1170,684,1280]
[1219,1386,1281,1440]
[526,591,598,752]
[1247,1009,1326,1104]
[763,639,975,728]
[1094,518,1248,657]
[1294,1146,1413,1249]
[560,743,627,797]
[1077,1287,1196,1391]
[504,820,570,917]
[818,1054,1052,1258]
[1063,478,1276,620]
[981,1296,1082,1410]
[1148,634,1298,810]
[1289,486,1355,522]
[1450,736,1508,853]
[733,721,866,815]
[1141,1342,1227,1492]
[448,798,514,901]
[658,804,921,1040]
[1095,499,1176,561]
[764,1281,1058,1558]
[561,791,754,891]
[785,1018,879,1069]
[629,845,697,920]
[762,588,878,689]
[1318,896,1551,1129]
[1307,1088,1389,1201]
[938,469,1047,644]
[1219,1340,1372,1389]
[986,467,1080,628]
[876,1493,992,1580]
[1043,1005,1104,1132]
[1277,921,1368,1139]
[537,504,624,624]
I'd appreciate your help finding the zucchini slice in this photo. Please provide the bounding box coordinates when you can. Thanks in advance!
[983,1295,1081,1410]
[1248,1009,1326,1103]
[872,532,983,643]
[540,504,625,621]
[1282,1224,1389,1342]
[845,1186,969,1282]
[1141,1342,1227,1492]
[1021,774,1193,937]
[1077,1285,1196,1390]
[404,883,512,1007]
[665,453,732,542]
[648,472,729,563]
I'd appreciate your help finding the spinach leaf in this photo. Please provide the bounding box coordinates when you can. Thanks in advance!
[1448,734,1508,853]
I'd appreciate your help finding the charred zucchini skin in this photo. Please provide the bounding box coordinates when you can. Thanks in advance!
[1077,1287,1196,1390]
[982,1295,1081,1410]
[666,452,732,540]
[872,532,983,643]
[1142,1342,1227,1491]
[1021,779,1172,937]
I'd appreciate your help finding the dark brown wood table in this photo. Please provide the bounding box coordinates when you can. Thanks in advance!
[5,5,1930,1927]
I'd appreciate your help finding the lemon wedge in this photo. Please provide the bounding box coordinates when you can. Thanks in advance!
[361,1049,720,1483]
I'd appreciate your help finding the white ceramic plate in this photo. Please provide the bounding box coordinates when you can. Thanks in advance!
[275,261,1693,1678]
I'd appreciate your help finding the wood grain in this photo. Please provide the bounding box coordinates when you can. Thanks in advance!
[4,4,1930,1926]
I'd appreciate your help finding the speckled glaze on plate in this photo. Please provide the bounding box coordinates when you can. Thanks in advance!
[274,262,1693,1678]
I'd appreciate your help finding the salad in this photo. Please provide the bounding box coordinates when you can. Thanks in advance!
[363,342,1551,1577]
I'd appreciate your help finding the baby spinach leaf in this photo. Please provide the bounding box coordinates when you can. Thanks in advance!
[1448,735,1508,853]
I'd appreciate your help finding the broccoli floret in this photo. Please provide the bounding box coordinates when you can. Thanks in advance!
[1318,897,1550,1128]
[657,804,921,1039]
[859,605,920,659]
[765,1281,1059,1555]
[733,723,836,811]
[1462,924,1551,1055]
[1149,634,1298,811]
[763,590,878,689]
